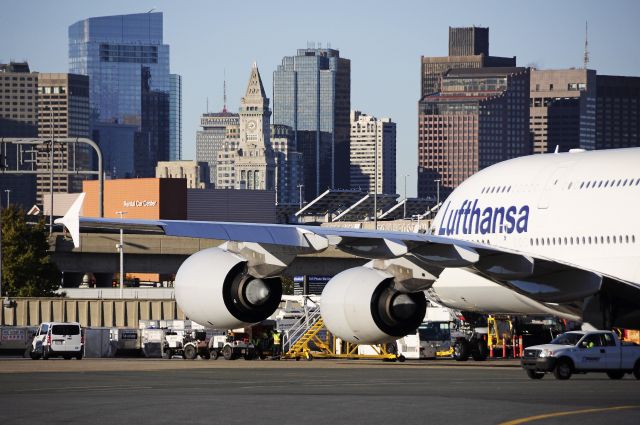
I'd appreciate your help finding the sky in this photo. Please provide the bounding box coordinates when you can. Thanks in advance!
[2,0,639,197]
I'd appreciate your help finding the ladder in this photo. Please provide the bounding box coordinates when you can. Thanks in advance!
[282,306,322,355]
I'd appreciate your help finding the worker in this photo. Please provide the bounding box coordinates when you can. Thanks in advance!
[272,329,282,358]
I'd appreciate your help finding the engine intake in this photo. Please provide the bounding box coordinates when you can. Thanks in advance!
[321,267,426,344]
[175,247,282,329]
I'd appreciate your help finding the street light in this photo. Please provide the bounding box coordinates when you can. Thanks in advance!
[115,211,127,299]
[47,105,54,235]
[297,184,304,210]
[373,138,378,229]
[434,179,441,208]
[403,174,410,219]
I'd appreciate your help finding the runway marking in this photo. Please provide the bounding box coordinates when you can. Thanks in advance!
[499,405,640,425]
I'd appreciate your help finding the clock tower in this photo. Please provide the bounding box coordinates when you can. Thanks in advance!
[236,62,275,190]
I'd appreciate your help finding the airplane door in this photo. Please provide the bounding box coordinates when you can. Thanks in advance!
[537,166,569,209]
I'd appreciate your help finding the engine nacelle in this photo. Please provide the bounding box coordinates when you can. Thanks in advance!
[320,267,427,344]
[175,247,282,329]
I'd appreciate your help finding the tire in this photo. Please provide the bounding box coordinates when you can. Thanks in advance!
[306,353,313,361]
[606,371,625,380]
[63,355,72,360]
[471,339,489,361]
[42,347,50,360]
[184,345,197,360]
[222,345,233,360]
[633,360,640,380]
[553,358,573,380]
[164,348,174,359]
[30,350,41,360]
[75,353,82,360]
[397,355,406,363]
[210,349,219,360]
[526,369,544,380]
[453,341,470,361]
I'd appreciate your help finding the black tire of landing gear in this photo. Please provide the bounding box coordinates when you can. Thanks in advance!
[453,340,471,361]
[526,369,544,379]
[471,339,489,361]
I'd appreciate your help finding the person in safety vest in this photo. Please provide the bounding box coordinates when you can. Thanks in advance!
[272,329,282,358]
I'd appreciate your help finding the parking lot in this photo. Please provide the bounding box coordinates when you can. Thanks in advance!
[1,358,638,425]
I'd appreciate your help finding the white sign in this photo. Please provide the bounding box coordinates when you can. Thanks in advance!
[123,200,157,208]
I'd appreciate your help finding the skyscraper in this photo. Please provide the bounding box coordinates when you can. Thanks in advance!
[169,74,182,161]
[594,75,640,150]
[418,68,531,199]
[529,69,596,153]
[37,73,91,202]
[273,47,350,201]
[68,12,170,178]
[196,111,239,186]
[349,111,396,195]
[421,27,515,97]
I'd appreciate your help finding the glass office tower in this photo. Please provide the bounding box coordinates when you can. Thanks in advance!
[68,12,170,178]
[169,74,182,161]
[273,47,350,201]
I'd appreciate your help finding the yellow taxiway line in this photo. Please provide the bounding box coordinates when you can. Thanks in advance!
[500,405,640,425]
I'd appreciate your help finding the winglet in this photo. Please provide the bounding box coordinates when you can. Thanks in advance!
[54,193,85,248]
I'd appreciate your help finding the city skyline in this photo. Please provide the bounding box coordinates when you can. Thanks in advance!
[2,0,639,196]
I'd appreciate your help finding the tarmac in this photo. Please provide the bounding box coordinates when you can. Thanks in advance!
[0,357,639,424]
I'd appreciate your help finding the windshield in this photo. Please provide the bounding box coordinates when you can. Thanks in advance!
[550,332,583,346]
[418,322,450,341]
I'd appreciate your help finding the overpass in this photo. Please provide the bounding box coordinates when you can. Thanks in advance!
[50,232,367,287]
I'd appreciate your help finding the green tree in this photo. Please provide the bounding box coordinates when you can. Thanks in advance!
[1,206,61,296]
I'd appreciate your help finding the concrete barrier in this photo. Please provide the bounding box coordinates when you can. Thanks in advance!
[0,298,186,328]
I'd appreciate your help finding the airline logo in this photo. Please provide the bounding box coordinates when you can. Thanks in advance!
[437,199,530,236]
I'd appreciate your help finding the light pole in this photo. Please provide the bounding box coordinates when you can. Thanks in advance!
[434,179,441,207]
[47,106,54,234]
[373,138,378,229]
[4,190,9,208]
[115,211,127,299]
[403,174,410,219]
[297,184,304,210]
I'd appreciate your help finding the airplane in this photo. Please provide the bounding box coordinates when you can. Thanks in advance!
[55,147,640,345]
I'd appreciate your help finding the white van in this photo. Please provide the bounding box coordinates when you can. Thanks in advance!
[30,322,83,360]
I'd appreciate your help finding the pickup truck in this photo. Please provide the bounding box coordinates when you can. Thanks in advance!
[521,330,640,380]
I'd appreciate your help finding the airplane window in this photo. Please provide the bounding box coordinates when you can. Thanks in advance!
[570,237,574,245]
[588,236,592,244]
[508,186,512,192]
[613,236,617,243]
[633,235,636,243]
[617,180,622,186]
[619,235,623,242]
[604,181,609,187]
[636,178,640,185]
[582,237,586,244]
[594,237,597,245]
[607,236,610,244]
[564,237,568,245]
[623,179,628,186]
[541,238,544,246]
[554,179,558,186]
[600,236,604,244]
[530,238,533,245]
[568,182,573,189]
[580,182,584,189]
[547,238,550,245]
[626,235,629,243]
[552,237,556,245]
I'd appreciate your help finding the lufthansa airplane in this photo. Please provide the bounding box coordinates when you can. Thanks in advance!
[56,148,640,345]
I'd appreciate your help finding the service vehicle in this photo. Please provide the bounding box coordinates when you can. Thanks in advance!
[209,331,257,360]
[521,330,640,380]
[29,322,83,360]
[163,330,210,359]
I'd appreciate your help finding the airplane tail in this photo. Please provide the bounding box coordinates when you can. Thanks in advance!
[54,193,85,248]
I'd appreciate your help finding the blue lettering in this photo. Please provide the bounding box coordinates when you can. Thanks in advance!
[505,206,517,233]
[516,206,530,233]
[438,199,530,236]
[480,207,492,234]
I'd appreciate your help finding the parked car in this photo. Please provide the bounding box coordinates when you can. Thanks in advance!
[29,322,83,360]
[521,330,640,380]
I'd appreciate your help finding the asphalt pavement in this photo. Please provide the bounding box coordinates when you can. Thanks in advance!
[0,358,638,424]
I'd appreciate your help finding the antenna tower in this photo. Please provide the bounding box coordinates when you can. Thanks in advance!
[223,69,227,113]
[583,21,589,69]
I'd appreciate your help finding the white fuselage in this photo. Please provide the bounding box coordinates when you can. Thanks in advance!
[428,148,640,316]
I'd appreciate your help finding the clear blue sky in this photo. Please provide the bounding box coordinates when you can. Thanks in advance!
[2,0,639,197]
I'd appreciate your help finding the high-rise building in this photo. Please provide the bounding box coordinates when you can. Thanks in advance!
[594,75,640,150]
[155,160,210,188]
[418,67,531,200]
[349,111,396,195]
[169,74,182,160]
[421,27,515,97]
[273,47,351,201]
[271,123,303,204]
[0,62,38,208]
[196,111,239,186]
[36,73,91,203]
[529,69,596,153]
[68,12,170,178]
[217,63,275,191]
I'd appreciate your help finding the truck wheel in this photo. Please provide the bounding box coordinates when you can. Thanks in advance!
[634,361,640,380]
[210,349,219,360]
[553,358,573,380]
[471,340,488,361]
[42,347,50,360]
[184,345,197,360]
[453,341,470,361]
[222,345,233,360]
[163,348,173,359]
[75,353,83,360]
[397,354,406,363]
[526,369,544,380]
[606,371,625,380]
[29,350,41,360]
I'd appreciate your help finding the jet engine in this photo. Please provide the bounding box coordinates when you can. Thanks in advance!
[320,267,427,344]
[175,247,282,329]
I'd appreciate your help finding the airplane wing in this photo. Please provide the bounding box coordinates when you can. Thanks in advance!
[55,193,606,305]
